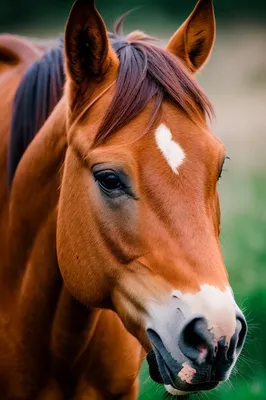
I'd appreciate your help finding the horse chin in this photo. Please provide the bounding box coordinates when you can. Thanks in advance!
[165,385,192,397]
[164,382,219,397]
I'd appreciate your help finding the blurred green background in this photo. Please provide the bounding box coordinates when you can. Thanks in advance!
[1,0,266,399]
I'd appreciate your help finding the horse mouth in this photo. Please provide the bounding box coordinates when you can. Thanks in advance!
[147,349,219,393]
[146,328,220,395]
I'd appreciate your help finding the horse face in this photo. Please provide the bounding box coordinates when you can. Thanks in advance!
[113,115,247,394]
[57,0,247,395]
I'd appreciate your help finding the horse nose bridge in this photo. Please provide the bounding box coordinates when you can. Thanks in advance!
[170,284,239,341]
[147,285,238,333]
[146,285,239,354]
[158,239,228,286]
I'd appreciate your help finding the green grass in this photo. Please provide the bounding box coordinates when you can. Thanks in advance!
[139,172,266,399]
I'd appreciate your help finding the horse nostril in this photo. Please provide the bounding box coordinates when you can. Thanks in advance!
[236,314,248,350]
[228,314,247,359]
[179,317,214,364]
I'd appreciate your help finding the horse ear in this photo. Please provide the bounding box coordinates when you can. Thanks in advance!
[166,0,215,73]
[65,0,117,85]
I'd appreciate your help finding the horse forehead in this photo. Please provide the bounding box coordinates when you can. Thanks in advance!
[154,123,186,175]
[136,119,220,164]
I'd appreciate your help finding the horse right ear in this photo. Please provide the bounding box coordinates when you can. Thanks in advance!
[166,0,215,73]
[65,0,118,86]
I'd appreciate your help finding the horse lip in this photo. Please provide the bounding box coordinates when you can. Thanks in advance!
[146,350,164,384]
[146,329,220,393]
[147,329,179,370]
[147,347,219,393]
[146,329,179,387]
[146,349,177,387]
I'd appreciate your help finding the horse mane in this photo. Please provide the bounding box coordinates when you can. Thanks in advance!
[8,15,213,187]
[7,40,64,188]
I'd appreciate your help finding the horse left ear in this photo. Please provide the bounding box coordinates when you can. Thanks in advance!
[65,0,118,85]
[166,0,215,73]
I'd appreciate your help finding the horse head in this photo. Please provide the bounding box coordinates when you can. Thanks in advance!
[57,0,247,395]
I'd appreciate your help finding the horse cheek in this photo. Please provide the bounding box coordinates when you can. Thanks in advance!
[56,150,110,307]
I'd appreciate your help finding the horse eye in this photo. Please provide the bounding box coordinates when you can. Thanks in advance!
[218,156,229,180]
[218,165,224,180]
[95,171,123,191]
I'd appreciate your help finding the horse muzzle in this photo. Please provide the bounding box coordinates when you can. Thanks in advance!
[146,311,247,395]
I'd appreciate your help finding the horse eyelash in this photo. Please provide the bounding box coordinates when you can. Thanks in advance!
[218,155,230,180]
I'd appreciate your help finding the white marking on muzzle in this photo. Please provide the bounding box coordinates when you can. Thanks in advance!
[178,362,197,384]
[172,284,237,342]
[155,123,185,174]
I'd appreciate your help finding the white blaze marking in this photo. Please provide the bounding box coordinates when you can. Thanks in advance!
[172,284,237,342]
[178,362,196,384]
[155,123,185,174]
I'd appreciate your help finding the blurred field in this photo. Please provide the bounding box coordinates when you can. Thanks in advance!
[1,7,266,399]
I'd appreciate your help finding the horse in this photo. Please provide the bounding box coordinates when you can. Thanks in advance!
[0,0,247,398]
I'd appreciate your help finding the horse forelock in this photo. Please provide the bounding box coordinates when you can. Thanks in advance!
[94,15,214,146]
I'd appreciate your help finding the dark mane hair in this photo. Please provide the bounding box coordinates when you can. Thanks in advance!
[7,41,64,188]
[8,17,213,187]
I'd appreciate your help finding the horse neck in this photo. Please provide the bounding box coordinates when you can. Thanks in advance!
[1,98,100,389]
[51,286,101,387]
[5,98,68,298]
